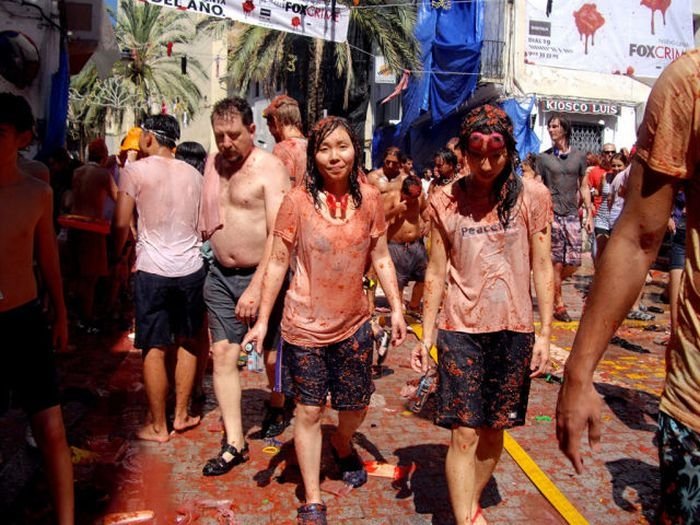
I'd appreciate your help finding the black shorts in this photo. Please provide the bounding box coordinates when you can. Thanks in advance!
[133,266,206,351]
[0,300,60,415]
[282,321,374,411]
[388,240,427,288]
[434,329,534,430]
[203,261,286,350]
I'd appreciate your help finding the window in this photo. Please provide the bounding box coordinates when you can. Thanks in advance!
[570,123,602,153]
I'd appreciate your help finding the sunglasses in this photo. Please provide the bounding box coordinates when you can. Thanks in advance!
[467,132,506,155]
[603,150,615,154]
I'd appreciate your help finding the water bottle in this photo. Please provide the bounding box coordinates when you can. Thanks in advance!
[377,328,392,365]
[246,342,263,373]
[409,370,435,413]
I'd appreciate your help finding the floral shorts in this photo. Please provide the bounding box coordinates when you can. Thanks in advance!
[656,411,700,524]
[283,321,375,411]
[434,330,534,430]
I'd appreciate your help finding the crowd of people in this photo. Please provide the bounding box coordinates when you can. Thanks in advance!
[0,47,698,525]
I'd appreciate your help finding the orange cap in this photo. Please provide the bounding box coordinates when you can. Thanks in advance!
[120,127,142,152]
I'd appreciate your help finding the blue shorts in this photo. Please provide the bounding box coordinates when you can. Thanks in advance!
[656,411,700,524]
[133,266,206,352]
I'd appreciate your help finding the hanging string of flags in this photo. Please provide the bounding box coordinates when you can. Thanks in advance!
[143,0,351,43]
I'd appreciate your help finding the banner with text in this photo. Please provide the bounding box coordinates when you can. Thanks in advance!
[144,0,350,43]
[525,0,694,78]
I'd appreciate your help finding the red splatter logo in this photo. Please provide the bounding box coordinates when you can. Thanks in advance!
[641,0,671,35]
[242,0,255,14]
[291,16,301,27]
[573,4,605,55]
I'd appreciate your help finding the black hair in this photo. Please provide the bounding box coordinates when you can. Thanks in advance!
[433,148,458,169]
[141,114,180,149]
[382,146,401,162]
[306,116,363,209]
[401,174,422,195]
[211,96,254,126]
[459,104,522,229]
[175,141,207,175]
[0,92,34,133]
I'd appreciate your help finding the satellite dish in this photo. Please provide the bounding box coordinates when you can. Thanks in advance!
[0,31,40,89]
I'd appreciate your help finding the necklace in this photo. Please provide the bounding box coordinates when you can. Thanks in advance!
[325,192,350,219]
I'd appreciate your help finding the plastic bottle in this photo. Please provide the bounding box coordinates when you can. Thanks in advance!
[409,370,435,413]
[246,342,263,373]
[377,328,392,365]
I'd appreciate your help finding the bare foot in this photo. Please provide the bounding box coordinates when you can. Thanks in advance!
[136,424,170,443]
[173,414,201,433]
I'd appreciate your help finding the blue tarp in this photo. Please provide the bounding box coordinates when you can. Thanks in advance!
[501,96,541,162]
[399,0,483,138]
[40,40,70,156]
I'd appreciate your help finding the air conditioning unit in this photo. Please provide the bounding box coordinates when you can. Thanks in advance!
[64,0,104,74]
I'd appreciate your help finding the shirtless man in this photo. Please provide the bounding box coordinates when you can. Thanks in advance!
[68,139,116,329]
[264,95,307,187]
[114,114,205,443]
[447,136,468,177]
[366,147,408,311]
[199,97,290,475]
[0,93,73,525]
[386,175,428,314]
[430,148,460,194]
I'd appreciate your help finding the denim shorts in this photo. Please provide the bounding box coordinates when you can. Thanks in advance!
[133,266,206,352]
[669,227,686,271]
[283,321,374,411]
[434,329,534,430]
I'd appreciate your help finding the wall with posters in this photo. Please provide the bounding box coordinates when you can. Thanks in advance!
[525,0,694,78]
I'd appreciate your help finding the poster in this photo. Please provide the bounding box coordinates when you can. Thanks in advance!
[144,0,350,43]
[525,0,694,78]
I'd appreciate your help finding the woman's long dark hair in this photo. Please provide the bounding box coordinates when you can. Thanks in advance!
[458,104,522,229]
[305,116,363,209]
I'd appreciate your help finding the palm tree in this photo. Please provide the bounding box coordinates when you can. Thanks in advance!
[221,0,420,127]
[113,0,207,120]
[68,0,207,146]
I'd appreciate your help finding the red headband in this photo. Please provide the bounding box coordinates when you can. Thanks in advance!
[467,132,505,154]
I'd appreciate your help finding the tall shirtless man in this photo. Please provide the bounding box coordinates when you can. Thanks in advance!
[264,94,307,188]
[199,97,290,476]
[0,93,73,524]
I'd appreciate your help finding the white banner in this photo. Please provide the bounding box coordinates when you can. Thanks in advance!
[144,0,350,43]
[525,0,694,78]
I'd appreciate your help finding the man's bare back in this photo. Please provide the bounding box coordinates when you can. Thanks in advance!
[0,175,52,311]
[209,148,290,268]
[70,162,111,219]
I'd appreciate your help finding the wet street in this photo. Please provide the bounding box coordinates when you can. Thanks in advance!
[0,254,668,524]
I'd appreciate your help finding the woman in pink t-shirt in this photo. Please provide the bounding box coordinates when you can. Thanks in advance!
[243,116,406,525]
[411,105,554,525]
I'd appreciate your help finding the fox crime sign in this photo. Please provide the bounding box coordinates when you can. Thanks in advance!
[144,0,350,43]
